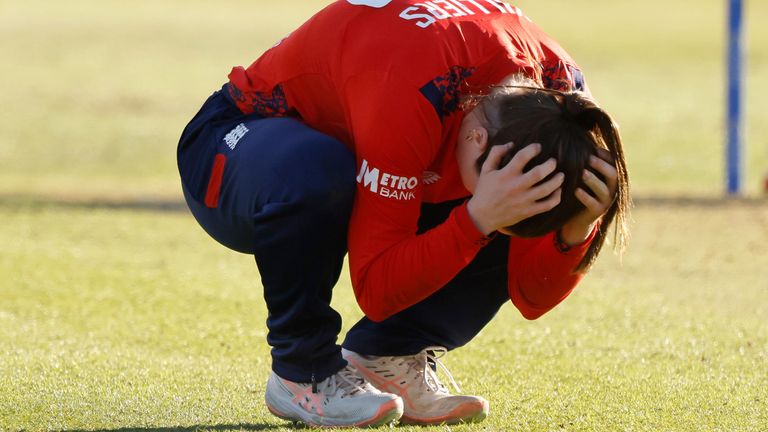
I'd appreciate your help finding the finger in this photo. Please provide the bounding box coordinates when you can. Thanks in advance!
[582,169,611,203]
[528,172,564,201]
[527,187,562,217]
[519,157,557,187]
[595,148,614,164]
[481,142,513,174]
[503,143,541,174]
[575,187,603,214]
[589,155,618,195]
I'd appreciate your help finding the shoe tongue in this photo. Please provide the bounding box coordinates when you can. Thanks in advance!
[419,349,454,393]
[424,368,448,393]
[339,366,364,383]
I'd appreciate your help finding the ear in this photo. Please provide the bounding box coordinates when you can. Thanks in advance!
[470,127,489,152]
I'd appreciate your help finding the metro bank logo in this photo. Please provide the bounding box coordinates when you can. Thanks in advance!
[356,159,418,201]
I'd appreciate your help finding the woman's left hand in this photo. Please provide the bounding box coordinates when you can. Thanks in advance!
[559,149,618,246]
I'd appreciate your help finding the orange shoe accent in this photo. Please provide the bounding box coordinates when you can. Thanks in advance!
[401,399,488,425]
[352,398,404,427]
[266,387,403,428]
[346,355,416,408]
[265,403,293,422]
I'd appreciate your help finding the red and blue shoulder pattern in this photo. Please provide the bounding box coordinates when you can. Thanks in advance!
[541,60,586,92]
[417,61,585,123]
[419,66,477,121]
[227,82,294,118]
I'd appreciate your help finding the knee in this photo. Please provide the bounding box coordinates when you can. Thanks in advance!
[245,118,357,217]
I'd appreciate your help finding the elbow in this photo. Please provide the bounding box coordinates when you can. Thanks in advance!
[519,307,547,321]
[354,283,395,323]
[508,283,555,321]
[358,296,394,323]
[362,307,390,323]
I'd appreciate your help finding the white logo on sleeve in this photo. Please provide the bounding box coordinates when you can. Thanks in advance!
[347,0,392,8]
[223,123,249,150]
[357,159,418,200]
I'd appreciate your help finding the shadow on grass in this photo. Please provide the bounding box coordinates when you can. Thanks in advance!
[1,193,766,213]
[57,423,294,432]
[0,194,188,213]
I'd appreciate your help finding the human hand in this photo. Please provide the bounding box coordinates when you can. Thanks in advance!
[559,148,618,245]
[467,143,564,236]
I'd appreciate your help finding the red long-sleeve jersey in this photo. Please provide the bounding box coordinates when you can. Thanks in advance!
[227,0,594,322]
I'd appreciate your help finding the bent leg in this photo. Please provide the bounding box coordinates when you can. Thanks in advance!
[245,119,356,383]
[179,104,355,382]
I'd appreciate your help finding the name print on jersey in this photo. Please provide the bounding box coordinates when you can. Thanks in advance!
[347,0,393,7]
[357,159,418,201]
[399,0,529,29]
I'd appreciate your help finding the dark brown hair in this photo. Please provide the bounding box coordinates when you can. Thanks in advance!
[473,84,630,272]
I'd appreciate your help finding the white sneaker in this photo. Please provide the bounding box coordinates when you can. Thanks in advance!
[264,364,404,428]
[342,347,489,425]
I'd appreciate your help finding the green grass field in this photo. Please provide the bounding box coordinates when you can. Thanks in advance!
[1,1,767,431]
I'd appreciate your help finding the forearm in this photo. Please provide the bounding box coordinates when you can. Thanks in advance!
[508,227,597,320]
[351,202,490,321]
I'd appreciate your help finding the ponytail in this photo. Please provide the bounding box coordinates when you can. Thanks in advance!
[577,98,630,271]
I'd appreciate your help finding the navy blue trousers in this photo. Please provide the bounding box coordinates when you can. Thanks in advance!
[177,87,510,383]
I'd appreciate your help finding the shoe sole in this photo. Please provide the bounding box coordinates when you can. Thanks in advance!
[267,398,404,428]
[400,400,489,426]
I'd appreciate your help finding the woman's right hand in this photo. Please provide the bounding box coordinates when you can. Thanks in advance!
[466,143,564,236]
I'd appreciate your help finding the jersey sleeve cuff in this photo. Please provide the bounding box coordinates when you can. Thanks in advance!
[453,201,496,247]
[553,223,599,255]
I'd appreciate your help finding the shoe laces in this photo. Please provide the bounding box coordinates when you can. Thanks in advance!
[400,346,461,394]
[323,364,371,398]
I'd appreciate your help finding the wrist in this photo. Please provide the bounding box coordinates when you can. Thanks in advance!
[466,198,496,236]
[559,220,596,246]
